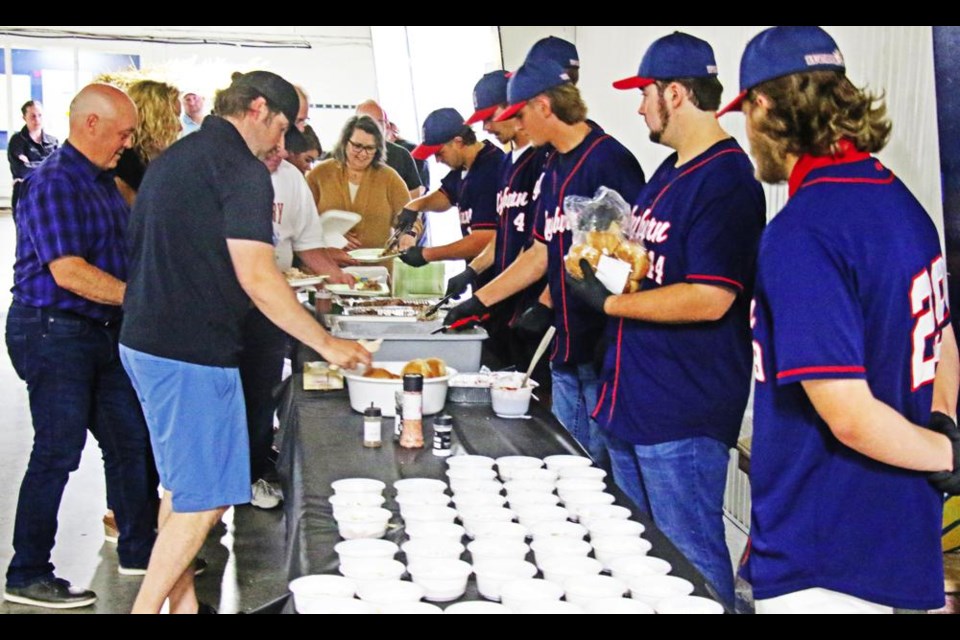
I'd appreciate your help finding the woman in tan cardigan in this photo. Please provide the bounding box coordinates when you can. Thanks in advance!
[306,114,413,248]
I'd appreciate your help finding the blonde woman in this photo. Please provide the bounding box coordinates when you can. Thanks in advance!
[115,80,182,205]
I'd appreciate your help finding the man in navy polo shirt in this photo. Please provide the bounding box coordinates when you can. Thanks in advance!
[120,71,371,614]
[398,108,502,271]
[723,26,960,613]
[567,32,765,608]
[445,57,645,466]
[4,84,156,609]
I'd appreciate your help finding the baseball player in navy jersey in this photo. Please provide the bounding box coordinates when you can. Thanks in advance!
[567,32,765,609]
[722,25,960,613]
[398,108,502,269]
[445,57,645,466]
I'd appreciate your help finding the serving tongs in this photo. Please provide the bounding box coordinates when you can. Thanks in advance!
[418,291,458,321]
[382,220,414,256]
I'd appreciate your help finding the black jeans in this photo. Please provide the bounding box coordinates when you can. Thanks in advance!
[5,302,157,586]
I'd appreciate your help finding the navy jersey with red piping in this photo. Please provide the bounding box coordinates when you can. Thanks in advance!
[438,140,503,237]
[593,139,765,448]
[532,125,645,365]
[746,155,947,610]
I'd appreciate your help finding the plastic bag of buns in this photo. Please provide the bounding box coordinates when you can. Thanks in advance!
[564,187,649,294]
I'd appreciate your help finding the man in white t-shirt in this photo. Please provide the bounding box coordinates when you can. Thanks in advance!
[241,147,354,509]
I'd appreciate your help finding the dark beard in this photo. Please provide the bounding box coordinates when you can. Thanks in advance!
[648,93,670,145]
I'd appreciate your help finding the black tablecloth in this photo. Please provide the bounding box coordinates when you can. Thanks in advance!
[274,375,722,609]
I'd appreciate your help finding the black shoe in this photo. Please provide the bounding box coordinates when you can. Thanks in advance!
[3,577,97,609]
[197,602,217,614]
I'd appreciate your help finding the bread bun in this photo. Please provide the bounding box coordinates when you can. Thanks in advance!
[565,244,602,279]
[402,359,430,377]
[585,231,620,255]
[615,240,650,282]
[364,367,400,380]
[425,358,447,378]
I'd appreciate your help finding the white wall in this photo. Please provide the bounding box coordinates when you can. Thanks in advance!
[502,26,944,238]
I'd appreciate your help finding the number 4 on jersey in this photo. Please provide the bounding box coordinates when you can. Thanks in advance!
[513,213,525,234]
[911,256,949,391]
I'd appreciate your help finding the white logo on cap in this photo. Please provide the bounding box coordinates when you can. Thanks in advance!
[804,50,844,67]
[560,72,570,81]
[706,65,718,74]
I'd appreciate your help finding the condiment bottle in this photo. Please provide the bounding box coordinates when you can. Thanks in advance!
[363,403,382,448]
[432,414,453,457]
[399,374,424,449]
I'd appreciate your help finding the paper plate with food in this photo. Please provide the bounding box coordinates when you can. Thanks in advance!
[327,277,390,298]
[284,267,329,289]
[349,248,399,264]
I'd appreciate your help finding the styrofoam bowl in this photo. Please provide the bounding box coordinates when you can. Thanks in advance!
[343,363,458,417]
[583,598,655,615]
[407,559,473,602]
[495,456,544,482]
[403,521,465,543]
[608,554,672,582]
[508,467,559,483]
[356,580,425,607]
[561,492,617,521]
[294,595,375,615]
[289,575,358,612]
[449,479,504,495]
[469,521,529,542]
[558,466,607,481]
[655,595,724,615]
[396,493,451,511]
[338,558,406,583]
[586,518,645,539]
[510,600,584,614]
[529,537,592,569]
[472,559,538,602]
[467,538,530,564]
[335,507,392,540]
[335,539,399,569]
[401,505,458,526]
[329,493,386,510]
[503,479,555,495]
[491,385,533,418]
[562,574,629,606]
[377,601,443,615]
[499,578,564,611]
[542,455,593,472]
[458,507,516,537]
[401,538,464,563]
[556,478,606,495]
[627,575,694,607]
[446,466,498,482]
[331,478,386,496]
[444,601,512,614]
[452,492,507,510]
[393,478,448,496]
[579,505,632,527]
[446,455,496,470]
[537,555,603,585]
[513,504,571,529]
[507,491,561,510]
[528,520,588,542]
[591,535,653,570]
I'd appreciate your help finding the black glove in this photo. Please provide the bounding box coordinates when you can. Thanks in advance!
[566,259,612,314]
[400,246,428,268]
[445,267,477,299]
[514,302,553,338]
[395,208,419,233]
[443,296,489,330]
[927,411,960,496]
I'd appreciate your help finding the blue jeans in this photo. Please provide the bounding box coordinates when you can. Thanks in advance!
[238,309,289,481]
[550,363,609,470]
[5,303,157,586]
[604,432,734,609]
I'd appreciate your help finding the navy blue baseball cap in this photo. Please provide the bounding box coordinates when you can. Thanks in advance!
[717,25,845,116]
[231,70,306,149]
[494,58,572,122]
[465,71,510,125]
[526,36,580,70]
[613,32,718,91]
[411,108,466,160]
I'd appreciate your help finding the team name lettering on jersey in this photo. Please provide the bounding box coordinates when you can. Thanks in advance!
[543,207,573,242]
[459,208,473,226]
[532,172,544,202]
[628,207,672,245]
[497,187,530,216]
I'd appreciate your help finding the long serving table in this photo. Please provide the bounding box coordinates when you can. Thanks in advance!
[272,373,725,611]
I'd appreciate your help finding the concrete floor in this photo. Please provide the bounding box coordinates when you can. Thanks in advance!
[0,210,289,614]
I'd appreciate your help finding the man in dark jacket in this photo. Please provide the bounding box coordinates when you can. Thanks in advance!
[7,101,59,217]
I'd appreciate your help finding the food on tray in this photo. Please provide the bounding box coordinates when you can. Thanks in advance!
[284,267,312,281]
[353,278,384,291]
[364,368,401,380]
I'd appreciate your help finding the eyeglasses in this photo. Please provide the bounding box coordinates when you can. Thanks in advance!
[348,140,378,155]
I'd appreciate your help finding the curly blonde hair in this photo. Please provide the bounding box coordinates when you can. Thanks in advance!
[127,80,182,162]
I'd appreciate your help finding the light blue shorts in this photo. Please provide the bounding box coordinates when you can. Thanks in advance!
[120,345,252,512]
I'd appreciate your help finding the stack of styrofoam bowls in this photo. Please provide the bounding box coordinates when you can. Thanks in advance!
[401,538,464,564]
[449,478,503,495]
[509,467,559,483]
[472,559,538,602]
[537,555,603,585]
[504,479,555,496]
[655,595,724,614]
[627,575,695,608]
[395,492,451,514]
[446,467,498,483]
[608,555,671,583]
[591,536,654,571]
[470,521,529,543]
[499,578,564,612]
[288,575,358,614]
[334,539,398,572]
[507,490,560,510]
[404,521,465,543]
[583,598,654,615]
[330,479,390,540]
[578,504,632,530]
[401,504,458,527]
[407,558,473,602]
[452,492,506,510]
[444,601,512,614]
[562,492,617,522]
[562,574,629,607]
[513,504,570,529]
[586,518,645,539]
[529,537,592,569]
[467,538,529,564]
[543,455,593,473]
[495,456,544,482]
[457,506,515,538]
[378,601,443,615]
[446,455,496,472]
[356,580,425,613]
[528,520,588,542]
[338,557,406,585]
[393,477,447,496]
[511,601,584,614]
[557,466,607,482]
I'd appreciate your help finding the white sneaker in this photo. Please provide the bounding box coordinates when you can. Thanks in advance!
[250,479,282,510]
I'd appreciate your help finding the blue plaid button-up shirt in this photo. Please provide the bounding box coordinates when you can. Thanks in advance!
[12,141,129,322]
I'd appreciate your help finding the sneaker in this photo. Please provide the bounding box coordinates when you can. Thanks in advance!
[103,512,119,544]
[4,577,97,609]
[119,556,208,577]
[250,478,282,510]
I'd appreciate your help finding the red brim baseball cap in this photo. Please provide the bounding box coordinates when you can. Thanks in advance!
[493,100,526,122]
[716,90,748,117]
[411,143,443,160]
[612,76,655,91]
[465,105,499,126]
